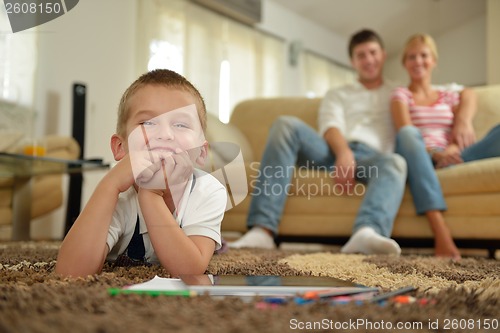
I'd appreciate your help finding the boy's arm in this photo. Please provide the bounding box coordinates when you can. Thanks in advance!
[55,156,135,277]
[138,189,216,277]
[452,88,477,150]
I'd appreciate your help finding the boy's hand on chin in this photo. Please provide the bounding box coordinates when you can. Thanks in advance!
[135,156,164,187]
[164,148,194,187]
[134,149,194,194]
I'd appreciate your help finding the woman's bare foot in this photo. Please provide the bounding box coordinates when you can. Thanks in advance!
[434,235,461,260]
[427,210,461,260]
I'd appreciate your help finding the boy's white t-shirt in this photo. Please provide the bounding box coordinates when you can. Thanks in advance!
[106,169,227,263]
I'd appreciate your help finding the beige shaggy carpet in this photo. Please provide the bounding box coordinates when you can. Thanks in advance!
[0,242,499,333]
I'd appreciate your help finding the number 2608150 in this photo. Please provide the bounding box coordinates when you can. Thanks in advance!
[443,318,498,330]
[5,2,62,14]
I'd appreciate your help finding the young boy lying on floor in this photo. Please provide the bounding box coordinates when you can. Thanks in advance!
[56,69,227,278]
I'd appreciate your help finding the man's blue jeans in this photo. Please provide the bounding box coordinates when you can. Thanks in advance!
[247,116,407,238]
[395,124,500,214]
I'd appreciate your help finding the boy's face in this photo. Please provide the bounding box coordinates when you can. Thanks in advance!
[113,85,208,190]
[350,41,385,84]
[124,85,206,157]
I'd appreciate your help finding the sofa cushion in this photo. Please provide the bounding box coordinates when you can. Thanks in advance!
[437,157,500,195]
[245,156,500,198]
[0,207,12,226]
[0,188,11,209]
[230,98,321,160]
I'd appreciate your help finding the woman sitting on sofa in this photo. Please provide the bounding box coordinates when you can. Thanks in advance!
[391,33,500,260]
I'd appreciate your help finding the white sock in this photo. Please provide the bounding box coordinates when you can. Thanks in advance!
[341,227,401,255]
[228,227,276,249]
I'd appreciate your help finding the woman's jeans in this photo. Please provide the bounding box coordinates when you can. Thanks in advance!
[247,116,407,238]
[396,124,500,214]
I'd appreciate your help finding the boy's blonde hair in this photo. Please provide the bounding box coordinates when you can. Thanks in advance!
[117,69,207,137]
[402,33,439,64]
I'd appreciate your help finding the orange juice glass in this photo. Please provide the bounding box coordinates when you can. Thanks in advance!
[23,143,46,156]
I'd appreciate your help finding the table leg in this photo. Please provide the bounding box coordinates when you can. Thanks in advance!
[11,176,32,241]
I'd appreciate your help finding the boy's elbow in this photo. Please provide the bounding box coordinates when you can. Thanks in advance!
[55,266,81,278]
[164,259,209,278]
[55,253,74,277]
[55,249,106,278]
[55,261,102,278]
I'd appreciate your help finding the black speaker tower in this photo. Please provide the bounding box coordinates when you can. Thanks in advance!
[64,83,86,235]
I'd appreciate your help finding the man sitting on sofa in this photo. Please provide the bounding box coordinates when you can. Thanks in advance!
[230,29,407,254]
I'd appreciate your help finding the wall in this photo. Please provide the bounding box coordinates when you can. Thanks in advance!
[258,0,350,96]
[31,0,137,239]
[487,0,500,84]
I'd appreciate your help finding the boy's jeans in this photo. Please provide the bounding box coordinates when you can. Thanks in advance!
[247,116,407,238]
[395,124,500,214]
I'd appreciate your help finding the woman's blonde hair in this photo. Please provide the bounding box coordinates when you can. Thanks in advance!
[401,33,438,65]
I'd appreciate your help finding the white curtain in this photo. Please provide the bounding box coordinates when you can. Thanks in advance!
[0,7,37,108]
[301,51,356,98]
[137,0,285,122]
[0,6,37,136]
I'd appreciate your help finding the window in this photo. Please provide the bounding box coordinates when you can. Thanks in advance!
[148,40,184,74]
[137,0,285,123]
[301,51,356,98]
[0,7,37,107]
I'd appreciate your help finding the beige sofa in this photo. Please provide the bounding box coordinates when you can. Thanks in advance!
[209,85,500,256]
[0,98,80,238]
[0,135,80,232]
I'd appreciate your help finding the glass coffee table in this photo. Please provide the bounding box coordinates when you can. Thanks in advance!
[0,152,109,241]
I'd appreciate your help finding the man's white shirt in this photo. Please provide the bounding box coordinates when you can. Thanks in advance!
[318,80,398,154]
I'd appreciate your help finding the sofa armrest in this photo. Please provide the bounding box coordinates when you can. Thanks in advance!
[0,135,80,225]
[206,113,254,163]
[9,134,80,160]
[43,135,80,160]
[473,84,500,140]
